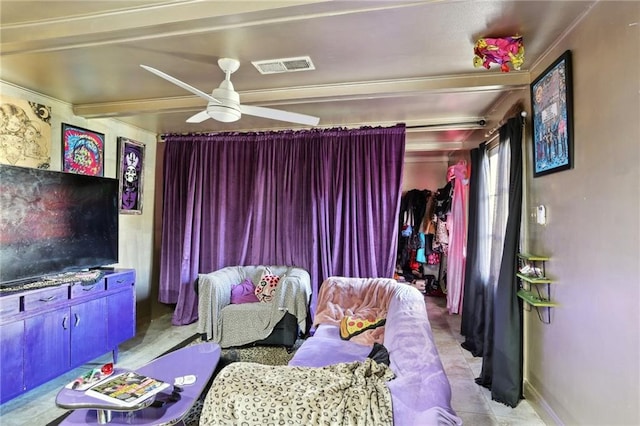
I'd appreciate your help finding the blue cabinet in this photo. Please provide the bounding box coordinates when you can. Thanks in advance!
[24,306,71,389]
[71,297,108,366]
[107,272,136,356]
[0,321,24,401]
[0,269,136,404]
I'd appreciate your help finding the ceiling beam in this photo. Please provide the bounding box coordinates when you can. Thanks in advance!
[1,1,436,56]
[74,72,529,118]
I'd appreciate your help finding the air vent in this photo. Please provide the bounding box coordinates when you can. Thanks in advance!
[252,56,315,74]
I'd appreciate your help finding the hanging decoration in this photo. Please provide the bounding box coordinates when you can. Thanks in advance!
[473,35,524,72]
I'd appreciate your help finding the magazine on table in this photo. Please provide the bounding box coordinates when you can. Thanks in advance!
[85,371,170,407]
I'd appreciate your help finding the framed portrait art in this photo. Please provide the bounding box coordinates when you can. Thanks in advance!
[62,123,104,176]
[530,50,574,177]
[117,137,145,214]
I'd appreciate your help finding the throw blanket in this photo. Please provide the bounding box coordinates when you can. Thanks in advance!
[200,359,394,425]
[313,277,398,345]
[197,266,311,344]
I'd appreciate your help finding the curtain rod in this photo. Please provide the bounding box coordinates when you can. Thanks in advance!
[485,111,528,150]
[484,111,527,138]
[407,119,486,129]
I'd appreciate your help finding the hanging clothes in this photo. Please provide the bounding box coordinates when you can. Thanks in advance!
[432,181,452,254]
[396,189,431,282]
[446,160,470,315]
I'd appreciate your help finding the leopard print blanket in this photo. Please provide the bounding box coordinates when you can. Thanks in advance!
[199,358,394,425]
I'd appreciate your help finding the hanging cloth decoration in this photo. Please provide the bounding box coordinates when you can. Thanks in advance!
[473,35,524,72]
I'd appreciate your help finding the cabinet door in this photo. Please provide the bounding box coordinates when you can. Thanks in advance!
[0,321,24,403]
[107,287,136,349]
[24,307,70,389]
[70,297,107,367]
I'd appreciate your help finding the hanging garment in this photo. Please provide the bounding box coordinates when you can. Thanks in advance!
[415,232,427,263]
[433,181,453,220]
[433,215,449,254]
[397,189,431,275]
[446,161,470,315]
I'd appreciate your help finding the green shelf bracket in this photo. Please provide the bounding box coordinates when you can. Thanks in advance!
[517,253,556,324]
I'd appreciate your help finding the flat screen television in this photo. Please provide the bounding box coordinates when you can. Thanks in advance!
[0,164,119,286]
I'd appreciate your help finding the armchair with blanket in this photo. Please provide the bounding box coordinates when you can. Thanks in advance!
[196,265,311,348]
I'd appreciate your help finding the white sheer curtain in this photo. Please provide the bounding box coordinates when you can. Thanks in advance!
[488,140,511,293]
[475,146,492,293]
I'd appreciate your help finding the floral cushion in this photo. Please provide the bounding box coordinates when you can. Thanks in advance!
[230,278,259,304]
[254,268,281,303]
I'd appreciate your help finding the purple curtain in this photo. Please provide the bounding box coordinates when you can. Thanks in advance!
[158,125,406,325]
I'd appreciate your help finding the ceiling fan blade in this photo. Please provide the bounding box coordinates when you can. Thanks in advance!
[240,105,320,126]
[186,110,211,123]
[140,65,220,105]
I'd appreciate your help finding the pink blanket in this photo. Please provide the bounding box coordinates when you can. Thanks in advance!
[313,277,398,345]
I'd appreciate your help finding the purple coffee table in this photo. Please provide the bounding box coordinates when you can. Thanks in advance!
[56,342,221,425]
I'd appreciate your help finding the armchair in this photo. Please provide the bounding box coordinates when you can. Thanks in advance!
[196,265,311,348]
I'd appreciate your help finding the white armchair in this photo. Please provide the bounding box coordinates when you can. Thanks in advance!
[196,265,311,348]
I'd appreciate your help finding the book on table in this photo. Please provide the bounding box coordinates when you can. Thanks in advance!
[85,371,170,407]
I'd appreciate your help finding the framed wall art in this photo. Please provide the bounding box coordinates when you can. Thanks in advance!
[530,50,573,177]
[61,123,104,176]
[117,137,145,214]
[0,95,52,169]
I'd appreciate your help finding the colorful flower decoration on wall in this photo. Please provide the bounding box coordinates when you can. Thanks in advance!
[473,35,524,72]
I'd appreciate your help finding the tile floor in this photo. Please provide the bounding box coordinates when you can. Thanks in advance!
[0,296,546,425]
[425,295,546,425]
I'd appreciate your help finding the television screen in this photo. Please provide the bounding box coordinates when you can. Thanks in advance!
[0,164,119,286]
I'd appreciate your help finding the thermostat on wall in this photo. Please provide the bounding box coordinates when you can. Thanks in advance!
[536,205,547,225]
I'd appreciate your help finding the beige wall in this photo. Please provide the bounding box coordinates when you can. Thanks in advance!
[402,157,449,193]
[521,2,640,424]
[0,81,158,321]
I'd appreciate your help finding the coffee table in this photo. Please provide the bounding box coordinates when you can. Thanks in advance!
[56,342,221,425]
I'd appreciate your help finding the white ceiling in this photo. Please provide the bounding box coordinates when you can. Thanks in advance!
[0,0,596,159]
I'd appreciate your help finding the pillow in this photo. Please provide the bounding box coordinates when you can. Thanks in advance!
[339,315,386,340]
[254,268,281,303]
[230,278,259,304]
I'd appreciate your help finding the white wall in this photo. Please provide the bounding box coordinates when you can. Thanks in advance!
[0,81,158,320]
[522,3,640,424]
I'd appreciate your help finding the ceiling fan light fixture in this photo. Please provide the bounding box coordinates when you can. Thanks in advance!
[206,104,241,122]
[207,82,241,122]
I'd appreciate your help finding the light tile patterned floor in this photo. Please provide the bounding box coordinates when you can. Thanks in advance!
[425,294,547,425]
[0,297,546,425]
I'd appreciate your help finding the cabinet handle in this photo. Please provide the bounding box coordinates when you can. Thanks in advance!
[74,313,80,327]
[82,285,96,291]
[62,316,68,330]
[39,296,57,302]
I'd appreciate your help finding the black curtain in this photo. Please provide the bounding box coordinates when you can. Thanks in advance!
[460,143,487,356]
[474,116,524,407]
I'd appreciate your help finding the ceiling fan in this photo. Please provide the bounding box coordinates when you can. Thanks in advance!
[140,58,320,126]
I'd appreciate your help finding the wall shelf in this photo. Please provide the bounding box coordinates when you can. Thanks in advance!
[516,253,556,323]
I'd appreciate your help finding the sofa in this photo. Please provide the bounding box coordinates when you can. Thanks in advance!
[288,276,462,425]
[201,276,461,425]
[196,265,311,348]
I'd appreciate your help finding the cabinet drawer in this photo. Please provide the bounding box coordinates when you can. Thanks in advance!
[106,271,135,290]
[0,295,21,319]
[23,286,68,312]
[70,281,105,298]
